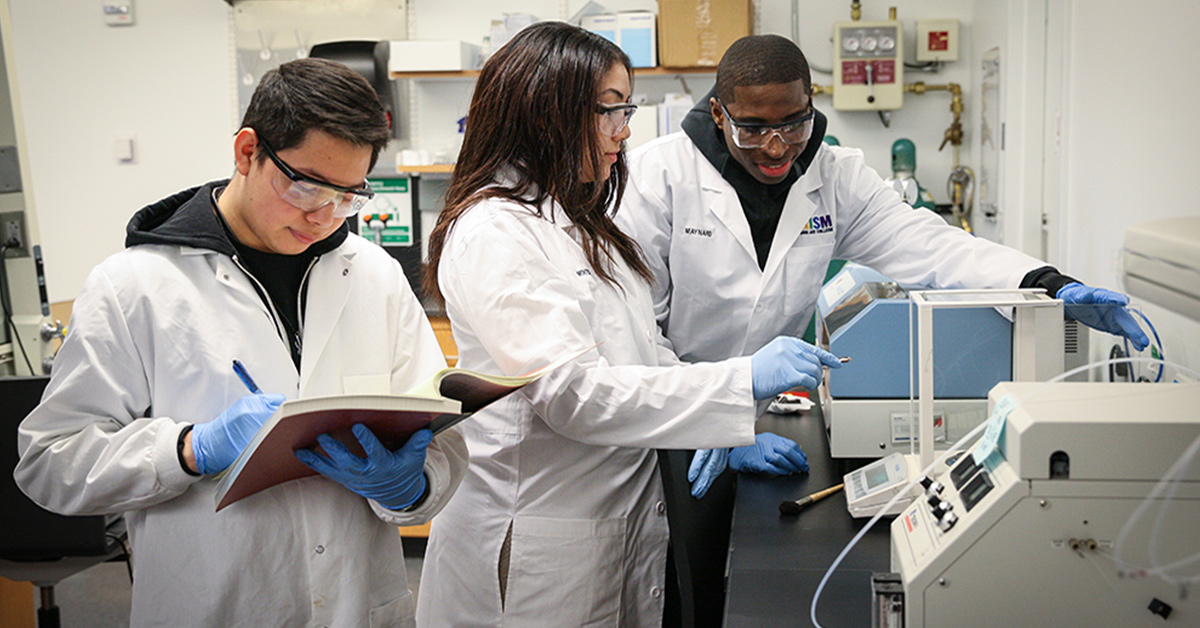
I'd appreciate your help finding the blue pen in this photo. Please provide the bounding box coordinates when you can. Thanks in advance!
[231,359,262,394]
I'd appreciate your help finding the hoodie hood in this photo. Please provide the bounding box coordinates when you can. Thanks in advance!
[125,180,238,256]
[124,179,348,256]
[681,86,828,180]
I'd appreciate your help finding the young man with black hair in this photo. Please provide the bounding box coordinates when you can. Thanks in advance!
[617,34,1147,626]
[15,58,466,626]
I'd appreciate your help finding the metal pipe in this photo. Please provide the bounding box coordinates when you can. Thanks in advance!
[792,0,800,44]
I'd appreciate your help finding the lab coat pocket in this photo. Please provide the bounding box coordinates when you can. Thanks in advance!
[504,515,626,626]
[369,589,414,627]
[782,243,835,316]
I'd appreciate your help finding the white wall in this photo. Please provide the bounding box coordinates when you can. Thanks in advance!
[9,0,234,303]
[1055,0,1200,370]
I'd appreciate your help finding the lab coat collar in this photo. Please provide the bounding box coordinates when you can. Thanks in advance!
[762,161,825,282]
[297,244,358,391]
[491,168,582,236]
[694,144,828,284]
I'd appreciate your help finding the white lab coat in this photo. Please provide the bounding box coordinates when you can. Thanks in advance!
[416,194,758,627]
[15,233,467,627]
[617,134,1047,362]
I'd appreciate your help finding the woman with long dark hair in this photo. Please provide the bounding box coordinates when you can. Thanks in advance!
[416,21,841,626]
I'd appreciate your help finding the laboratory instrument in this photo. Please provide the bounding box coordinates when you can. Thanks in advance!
[884,381,1200,627]
[833,17,903,111]
[817,264,1086,460]
[1121,217,1200,322]
[844,452,915,517]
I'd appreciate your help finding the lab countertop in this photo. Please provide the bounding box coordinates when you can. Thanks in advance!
[724,409,892,627]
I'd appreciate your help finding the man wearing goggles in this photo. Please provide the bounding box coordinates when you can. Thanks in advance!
[717,100,815,152]
[258,137,374,220]
[616,34,1150,627]
[15,57,467,627]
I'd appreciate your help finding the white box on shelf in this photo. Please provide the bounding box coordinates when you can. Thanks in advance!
[491,13,539,53]
[617,11,657,68]
[658,93,694,136]
[389,41,480,73]
[581,14,618,46]
[627,103,659,149]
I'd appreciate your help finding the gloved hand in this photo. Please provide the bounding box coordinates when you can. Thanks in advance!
[191,393,285,475]
[729,432,809,475]
[295,425,431,510]
[687,448,729,499]
[1057,283,1149,351]
[751,337,844,399]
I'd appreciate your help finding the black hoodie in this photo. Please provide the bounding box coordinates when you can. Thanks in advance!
[680,87,828,270]
[125,180,348,367]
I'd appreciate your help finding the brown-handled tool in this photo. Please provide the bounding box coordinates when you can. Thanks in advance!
[779,483,845,516]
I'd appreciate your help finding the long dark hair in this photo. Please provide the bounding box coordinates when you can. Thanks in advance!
[423,21,652,303]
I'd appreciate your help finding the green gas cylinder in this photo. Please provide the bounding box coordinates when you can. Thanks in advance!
[889,139,936,211]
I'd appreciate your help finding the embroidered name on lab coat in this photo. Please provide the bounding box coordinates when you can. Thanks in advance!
[684,227,713,237]
[801,214,834,235]
[576,268,593,277]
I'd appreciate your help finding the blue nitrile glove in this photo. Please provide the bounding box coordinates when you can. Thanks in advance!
[729,432,809,475]
[191,393,285,475]
[295,424,431,510]
[1057,283,1149,351]
[687,448,730,499]
[751,337,844,400]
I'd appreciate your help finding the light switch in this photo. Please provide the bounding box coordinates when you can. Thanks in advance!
[115,135,136,164]
[103,1,135,26]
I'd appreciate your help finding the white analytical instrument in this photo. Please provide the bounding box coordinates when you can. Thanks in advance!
[845,452,917,518]
[820,268,1083,461]
[882,381,1200,627]
[842,289,1064,518]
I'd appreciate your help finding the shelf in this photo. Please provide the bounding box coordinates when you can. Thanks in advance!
[390,66,715,80]
[396,164,454,175]
[390,70,481,79]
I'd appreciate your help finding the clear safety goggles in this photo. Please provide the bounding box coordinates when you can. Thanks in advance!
[260,139,374,218]
[596,102,639,136]
[718,102,816,150]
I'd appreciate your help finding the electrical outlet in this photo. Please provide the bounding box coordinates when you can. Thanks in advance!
[1,210,28,258]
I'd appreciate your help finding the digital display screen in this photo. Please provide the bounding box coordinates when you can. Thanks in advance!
[962,471,995,512]
[865,464,890,490]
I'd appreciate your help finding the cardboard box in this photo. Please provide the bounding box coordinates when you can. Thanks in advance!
[657,0,752,67]
[618,11,657,68]
[388,40,480,73]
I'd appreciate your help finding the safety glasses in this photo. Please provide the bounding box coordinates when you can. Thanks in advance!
[596,102,639,136]
[259,139,374,218]
[718,102,815,150]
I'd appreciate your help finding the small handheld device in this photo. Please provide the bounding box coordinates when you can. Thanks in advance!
[844,452,918,517]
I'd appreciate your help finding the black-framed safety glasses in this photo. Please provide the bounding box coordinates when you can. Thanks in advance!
[259,139,374,218]
[718,102,816,150]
